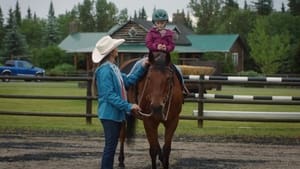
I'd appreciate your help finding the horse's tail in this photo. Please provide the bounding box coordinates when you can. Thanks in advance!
[125,114,137,144]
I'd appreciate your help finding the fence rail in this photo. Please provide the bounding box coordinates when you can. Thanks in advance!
[1,75,300,128]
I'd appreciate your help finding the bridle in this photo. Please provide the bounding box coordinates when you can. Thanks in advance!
[137,65,174,121]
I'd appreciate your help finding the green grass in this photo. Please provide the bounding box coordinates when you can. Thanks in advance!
[0,82,300,138]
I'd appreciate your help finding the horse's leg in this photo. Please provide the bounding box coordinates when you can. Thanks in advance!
[118,122,126,168]
[162,118,179,169]
[143,120,161,169]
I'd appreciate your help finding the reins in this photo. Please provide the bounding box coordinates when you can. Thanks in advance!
[137,74,152,117]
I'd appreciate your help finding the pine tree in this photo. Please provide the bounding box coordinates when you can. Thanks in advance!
[0,7,5,57]
[281,3,286,12]
[244,0,249,10]
[26,7,32,20]
[139,7,147,20]
[288,0,300,16]
[15,0,21,26]
[252,0,273,15]
[2,16,28,59]
[44,1,60,46]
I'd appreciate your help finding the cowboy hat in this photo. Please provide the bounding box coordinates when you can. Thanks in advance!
[92,35,125,63]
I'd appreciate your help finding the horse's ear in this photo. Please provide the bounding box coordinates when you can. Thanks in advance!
[166,52,171,65]
[148,52,155,64]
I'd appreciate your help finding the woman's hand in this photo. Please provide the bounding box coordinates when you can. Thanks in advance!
[131,104,141,113]
[142,58,150,68]
[130,104,144,120]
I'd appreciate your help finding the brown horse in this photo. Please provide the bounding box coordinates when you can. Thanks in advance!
[119,52,183,169]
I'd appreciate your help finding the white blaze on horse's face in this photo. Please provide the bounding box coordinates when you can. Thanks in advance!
[146,67,173,114]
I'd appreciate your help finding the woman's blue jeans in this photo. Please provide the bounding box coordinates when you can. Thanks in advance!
[100,119,122,169]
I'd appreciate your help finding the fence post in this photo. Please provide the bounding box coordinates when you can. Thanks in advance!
[197,75,204,128]
[86,72,93,124]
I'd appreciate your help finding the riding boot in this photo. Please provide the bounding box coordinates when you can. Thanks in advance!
[170,64,190,97]
[182,83,190,97]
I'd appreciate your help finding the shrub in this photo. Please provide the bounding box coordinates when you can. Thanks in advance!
[238,70,262,77]
[48,63,75,76]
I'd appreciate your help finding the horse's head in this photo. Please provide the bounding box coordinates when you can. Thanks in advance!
[138,52,175,119]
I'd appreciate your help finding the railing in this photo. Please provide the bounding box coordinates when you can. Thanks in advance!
[183,75,300,127]
[0,75,95,124]
[1,75,300,128]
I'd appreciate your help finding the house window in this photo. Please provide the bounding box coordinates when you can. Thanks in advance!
[128,27,137,37]
[232,52,238,66]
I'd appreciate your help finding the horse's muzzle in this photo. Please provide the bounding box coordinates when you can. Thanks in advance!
[150,104,163,114]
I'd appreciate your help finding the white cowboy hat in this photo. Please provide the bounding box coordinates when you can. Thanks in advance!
[92,35,125,63]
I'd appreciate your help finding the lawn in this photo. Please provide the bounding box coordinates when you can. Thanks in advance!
[0,81,300,138]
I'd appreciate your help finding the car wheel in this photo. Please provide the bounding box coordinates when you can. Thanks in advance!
[35,73,43,82]
[1,72,10,82]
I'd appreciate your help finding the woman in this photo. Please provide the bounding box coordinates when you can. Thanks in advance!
[92,35,147,169]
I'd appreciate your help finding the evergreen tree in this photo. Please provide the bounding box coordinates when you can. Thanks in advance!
[243,0,249,10]
[26,7,32,20]
[21,13,45,49]
[281,3,286,12]
[6,9,14,29]
[44,1,60,46]
[224,0,239,9]
[15,0,21,26]
[3,16,28,59]
[139,7,147,20]
[134,10,138,19]
[0,7,5,58]
[252,0,273,15]
[288,0,300,16]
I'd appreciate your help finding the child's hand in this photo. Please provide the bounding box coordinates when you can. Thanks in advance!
[158,44,166,51]
[157,44,163,50]
[161,44,166,51]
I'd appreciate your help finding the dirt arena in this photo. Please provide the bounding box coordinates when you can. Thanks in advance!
[0,132,299,169]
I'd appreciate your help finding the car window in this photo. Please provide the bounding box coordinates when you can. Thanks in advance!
[22,61,33,69]
[17,62,24,68]
[5,61,15,67]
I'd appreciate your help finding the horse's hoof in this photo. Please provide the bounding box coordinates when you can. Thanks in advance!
[118,163,125,168]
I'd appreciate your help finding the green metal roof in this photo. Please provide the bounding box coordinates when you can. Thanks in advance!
[187,34,239,52]
[59,32,107,53]
[59,32,240,54]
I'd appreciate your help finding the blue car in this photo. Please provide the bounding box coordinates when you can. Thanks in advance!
[0,60,45,82]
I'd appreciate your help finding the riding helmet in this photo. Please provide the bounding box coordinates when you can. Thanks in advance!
[152,9,169,23]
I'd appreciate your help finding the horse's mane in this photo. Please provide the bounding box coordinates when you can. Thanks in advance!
[148,52,171,71]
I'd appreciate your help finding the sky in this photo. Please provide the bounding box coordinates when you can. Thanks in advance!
[0,0,289,20]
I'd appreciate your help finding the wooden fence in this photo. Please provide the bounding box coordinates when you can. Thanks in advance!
[0,75,300,128]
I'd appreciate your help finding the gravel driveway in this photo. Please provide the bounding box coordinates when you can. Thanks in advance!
[0,132,299,169]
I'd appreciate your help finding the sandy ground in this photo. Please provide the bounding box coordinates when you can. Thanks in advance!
[0,133,300,169]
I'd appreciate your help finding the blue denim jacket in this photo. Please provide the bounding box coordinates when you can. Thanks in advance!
[95,61,145,122]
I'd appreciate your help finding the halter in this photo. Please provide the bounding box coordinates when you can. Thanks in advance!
[137,65,174,121]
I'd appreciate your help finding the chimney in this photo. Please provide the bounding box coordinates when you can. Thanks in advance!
[69,20,79,34]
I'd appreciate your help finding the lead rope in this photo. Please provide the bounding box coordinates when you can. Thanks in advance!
[162,74,174,121]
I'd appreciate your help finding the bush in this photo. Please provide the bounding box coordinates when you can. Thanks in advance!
[31,45,69,69]
[48,63,75,76]
[238,70,262,77]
